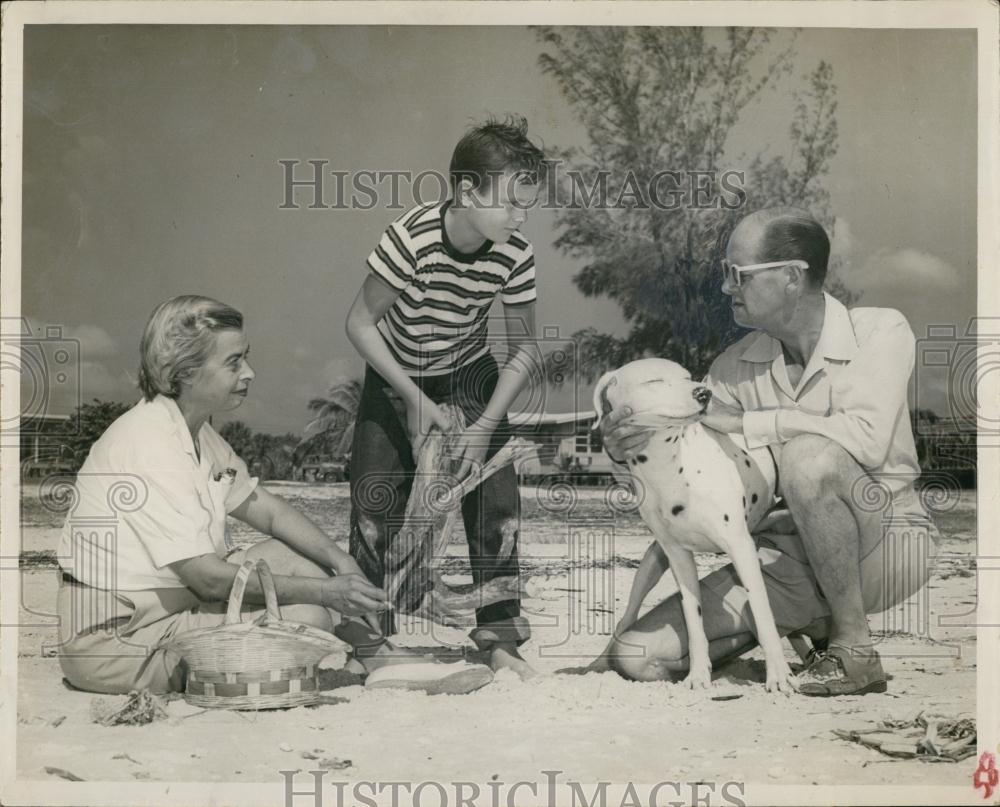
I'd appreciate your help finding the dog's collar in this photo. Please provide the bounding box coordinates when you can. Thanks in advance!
[625,410,704,431]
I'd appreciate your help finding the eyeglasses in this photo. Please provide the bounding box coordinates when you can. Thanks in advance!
[721,259,808,288]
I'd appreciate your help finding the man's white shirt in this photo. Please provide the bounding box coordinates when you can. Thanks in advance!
[706,293,920,492]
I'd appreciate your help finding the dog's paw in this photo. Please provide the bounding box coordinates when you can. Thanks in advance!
[764,661,796,694]
[682,667,713,690]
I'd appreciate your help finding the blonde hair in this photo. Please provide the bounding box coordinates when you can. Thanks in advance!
[137,295,244,400]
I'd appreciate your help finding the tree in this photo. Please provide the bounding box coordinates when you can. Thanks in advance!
[247,431,298,481]
[65,398,131,470]
[220,420,300,480]
[218,420,254,462]
[297,378,363,460]
[534,27,853,382]
[910,407,943,470]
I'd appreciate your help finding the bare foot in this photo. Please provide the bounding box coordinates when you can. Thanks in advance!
[489,643,540,680]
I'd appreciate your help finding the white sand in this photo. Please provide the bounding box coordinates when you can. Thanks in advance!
[15,486,977,787]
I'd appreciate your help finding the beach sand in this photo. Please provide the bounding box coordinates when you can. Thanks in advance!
[15,483,977,787]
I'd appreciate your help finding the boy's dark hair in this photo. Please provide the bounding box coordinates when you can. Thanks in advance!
[449,114,546,197]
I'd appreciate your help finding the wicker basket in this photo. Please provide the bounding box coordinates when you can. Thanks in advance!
[160,558,341,710]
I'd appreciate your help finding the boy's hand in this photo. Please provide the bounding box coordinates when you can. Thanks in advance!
[601,407,653,462]
[451,420,494,485]
[406,396,451,456]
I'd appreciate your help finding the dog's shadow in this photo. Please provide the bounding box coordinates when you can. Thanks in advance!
[714,656,814,683]
[713,657,768,685]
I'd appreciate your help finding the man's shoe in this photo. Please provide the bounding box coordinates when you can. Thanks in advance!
[364,661,494,695]
[795,643,887,697]
[801,636,830,667]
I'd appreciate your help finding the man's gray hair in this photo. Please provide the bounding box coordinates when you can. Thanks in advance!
[138,295,244,400]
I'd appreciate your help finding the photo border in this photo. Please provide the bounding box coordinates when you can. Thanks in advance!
[1,2,997,805]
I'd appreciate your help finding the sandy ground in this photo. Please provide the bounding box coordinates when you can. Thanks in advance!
[14,484,978,788]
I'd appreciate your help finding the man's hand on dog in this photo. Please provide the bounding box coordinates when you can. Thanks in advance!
[700,396,744,435]
[600,406,654,462]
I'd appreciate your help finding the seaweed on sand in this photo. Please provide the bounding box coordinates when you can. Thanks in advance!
[383,404,535,627]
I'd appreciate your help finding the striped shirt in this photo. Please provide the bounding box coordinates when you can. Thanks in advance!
[367,201,536,376]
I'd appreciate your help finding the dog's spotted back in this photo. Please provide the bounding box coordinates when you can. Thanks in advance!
[592,358,777,534]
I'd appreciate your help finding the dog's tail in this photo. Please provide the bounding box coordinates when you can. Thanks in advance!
[591,371,618,430]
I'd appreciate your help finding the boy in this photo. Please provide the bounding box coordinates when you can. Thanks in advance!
[345,115,545,678]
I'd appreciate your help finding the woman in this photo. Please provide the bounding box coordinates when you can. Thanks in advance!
[56,295,492,695]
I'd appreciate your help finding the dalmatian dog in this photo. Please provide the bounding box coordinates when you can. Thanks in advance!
[593,358,795,693]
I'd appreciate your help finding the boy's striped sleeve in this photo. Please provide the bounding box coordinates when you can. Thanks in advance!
[500,248,537,306]
[367,220,416,290]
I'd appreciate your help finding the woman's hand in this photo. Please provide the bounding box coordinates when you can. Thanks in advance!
[406,395,451,456]
[320,574,391,626]
[600,407,654,463]
[331,554,369,579]
[331,558,387,630]
[451,419,494,485]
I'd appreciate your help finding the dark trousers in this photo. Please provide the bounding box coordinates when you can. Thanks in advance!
[348,354,529,646]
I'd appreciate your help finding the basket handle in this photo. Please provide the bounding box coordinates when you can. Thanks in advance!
[225,558,281,625]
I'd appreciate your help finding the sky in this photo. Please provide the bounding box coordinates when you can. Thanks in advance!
[20,25,978,434]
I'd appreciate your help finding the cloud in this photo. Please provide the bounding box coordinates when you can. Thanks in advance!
[79,361,137,403]
[23,316,119,359]
[13,317,132,416]
[836,246,964,329]
[846,248,959,297]
[829,216,855,259]
[320,357,363,387]
[72,324,119,359]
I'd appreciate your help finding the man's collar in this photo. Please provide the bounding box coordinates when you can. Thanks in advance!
[738,330,783,363]
[813,292,859,361]
[738,292,858,364]
[153,394,201,460]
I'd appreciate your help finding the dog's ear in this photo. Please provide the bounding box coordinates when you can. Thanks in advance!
[591,372,618,430]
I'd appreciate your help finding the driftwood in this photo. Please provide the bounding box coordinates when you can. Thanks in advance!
[832,711,976,762]
[384,404,536,627]
[90,690,168,726]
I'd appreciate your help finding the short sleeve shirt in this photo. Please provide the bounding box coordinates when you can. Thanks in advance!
[366,200,536,376]
[57,395,258,591]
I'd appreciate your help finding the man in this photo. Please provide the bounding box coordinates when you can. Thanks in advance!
[600,207,939,696]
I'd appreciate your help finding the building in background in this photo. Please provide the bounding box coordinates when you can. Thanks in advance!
[509,411,615,484]
[19,413,74,478]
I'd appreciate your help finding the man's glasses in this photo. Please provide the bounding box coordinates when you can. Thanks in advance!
[721,259,808,288]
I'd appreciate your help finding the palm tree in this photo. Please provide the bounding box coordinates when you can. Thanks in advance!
[297,378,363,459]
